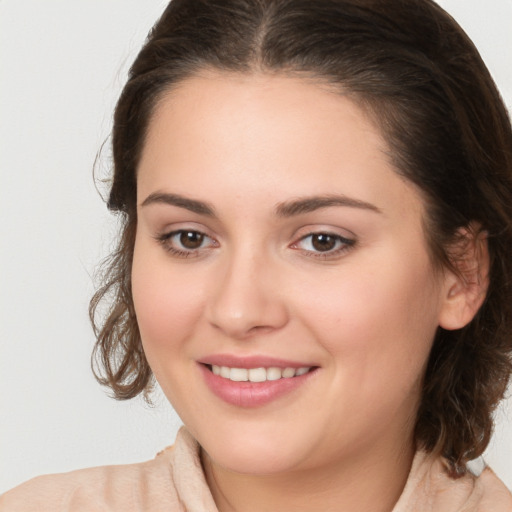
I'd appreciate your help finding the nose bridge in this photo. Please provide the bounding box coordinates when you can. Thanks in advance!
[207,243,288,339]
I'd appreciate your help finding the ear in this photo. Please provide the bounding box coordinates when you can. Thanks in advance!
[438,224,490,331]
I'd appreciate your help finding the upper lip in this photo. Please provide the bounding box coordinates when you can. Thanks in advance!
[198,354,317,369]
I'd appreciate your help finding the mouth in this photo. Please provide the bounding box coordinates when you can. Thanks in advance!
[204,364,314,382]
[198,360,319,408]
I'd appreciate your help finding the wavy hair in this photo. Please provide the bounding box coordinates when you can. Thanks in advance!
[90,0,512,474]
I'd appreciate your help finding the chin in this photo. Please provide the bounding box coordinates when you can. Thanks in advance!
[192,420,310,475]
[203,442,303,476]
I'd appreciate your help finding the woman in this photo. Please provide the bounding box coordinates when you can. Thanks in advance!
[2,0,512,510]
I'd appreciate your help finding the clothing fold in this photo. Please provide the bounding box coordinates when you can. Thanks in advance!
[1,427,511,511]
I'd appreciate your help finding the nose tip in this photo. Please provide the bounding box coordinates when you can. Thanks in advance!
[209,305,284,339]
[206,258,289,340]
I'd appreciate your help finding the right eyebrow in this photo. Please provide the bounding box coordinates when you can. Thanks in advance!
[275,194,382,217]
[140,192,216,217]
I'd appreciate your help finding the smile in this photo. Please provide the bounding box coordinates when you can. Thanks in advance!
[211,365,312,382]
[199,361,318,408]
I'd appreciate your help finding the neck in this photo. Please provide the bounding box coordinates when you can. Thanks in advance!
[201,436,415,512]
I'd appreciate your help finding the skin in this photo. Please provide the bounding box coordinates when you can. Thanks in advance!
[132,72,480,512]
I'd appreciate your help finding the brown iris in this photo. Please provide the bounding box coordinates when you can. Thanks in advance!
[180,231,205,249]
[311,234,337,252]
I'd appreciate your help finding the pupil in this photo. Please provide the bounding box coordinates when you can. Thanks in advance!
[312,234,336,252]
[180,231,204,249]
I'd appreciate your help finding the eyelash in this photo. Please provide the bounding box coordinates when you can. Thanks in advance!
[292,232,356,259]
[156,230,217,258]
[155,230,356,260]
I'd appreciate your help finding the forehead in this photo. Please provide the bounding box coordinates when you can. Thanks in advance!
[144,71,387,163]
[138,71,424,223]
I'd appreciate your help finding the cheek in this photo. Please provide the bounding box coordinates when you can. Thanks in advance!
[295,250,441,384]
[131,241,204,357]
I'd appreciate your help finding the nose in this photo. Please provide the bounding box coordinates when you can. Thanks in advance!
[206,249,289,340]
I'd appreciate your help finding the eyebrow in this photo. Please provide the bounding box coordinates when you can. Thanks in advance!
[141,192,216,216]
[275,195,382,217]
[140,192,381,217]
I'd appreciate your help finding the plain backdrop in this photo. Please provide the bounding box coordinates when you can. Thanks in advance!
[1,0,511,494]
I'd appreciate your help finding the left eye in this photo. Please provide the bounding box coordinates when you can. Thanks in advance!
[158,229,216,255]
[295,233,353,253]
[173,230,208,249]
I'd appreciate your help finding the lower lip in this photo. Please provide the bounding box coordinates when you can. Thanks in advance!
[198,364,317,408]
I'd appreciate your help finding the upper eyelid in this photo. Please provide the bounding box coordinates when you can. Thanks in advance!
[292,226,356,242]
[293,232,355,247]
[157,223,216,239]
[161,228,216,243]
[297,230,354,239]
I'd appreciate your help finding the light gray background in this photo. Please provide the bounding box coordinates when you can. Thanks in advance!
[1,0,511,493]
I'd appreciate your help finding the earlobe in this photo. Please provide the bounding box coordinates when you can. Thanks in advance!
[438,226,490,331]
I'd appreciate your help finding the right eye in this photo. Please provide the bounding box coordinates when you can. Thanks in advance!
[157,229,218,257]
[290,231,356,260]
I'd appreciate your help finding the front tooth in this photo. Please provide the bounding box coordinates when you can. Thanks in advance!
[230,368,249,381]
[282,367,296,378]
[267,367,282,381]
[248,367,267,382]
[212,365,221,375]
[220,366,231,378]
[295,367,310,376]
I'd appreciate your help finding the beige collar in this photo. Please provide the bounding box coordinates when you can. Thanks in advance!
[170,427,512,512]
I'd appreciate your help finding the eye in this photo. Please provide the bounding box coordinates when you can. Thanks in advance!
[174,230,206,249]
[293,232,355,258]
[156,229,217,257]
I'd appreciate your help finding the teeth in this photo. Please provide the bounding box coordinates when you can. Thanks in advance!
[282,367,296,378]
[248,367,266,382]
[211,365,311,382]
[267,367,282,380]
[230,368,248,381]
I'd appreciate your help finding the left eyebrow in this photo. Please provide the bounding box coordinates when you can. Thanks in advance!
[275,195,382,217]
[140,192,216,216]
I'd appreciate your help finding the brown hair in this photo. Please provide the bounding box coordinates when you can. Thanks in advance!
[90,0,512,474]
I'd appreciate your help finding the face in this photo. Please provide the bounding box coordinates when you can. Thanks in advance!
[132,72,454,475]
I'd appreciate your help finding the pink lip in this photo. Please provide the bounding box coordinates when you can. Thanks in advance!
[197,356,318,408]
[198,353,314,369]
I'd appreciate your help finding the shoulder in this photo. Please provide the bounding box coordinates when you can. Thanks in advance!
[0,445,182,512]
[394,451,512,512]
[472,466,512,511]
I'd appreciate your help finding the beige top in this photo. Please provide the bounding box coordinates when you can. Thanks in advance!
[1,427,511,511]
